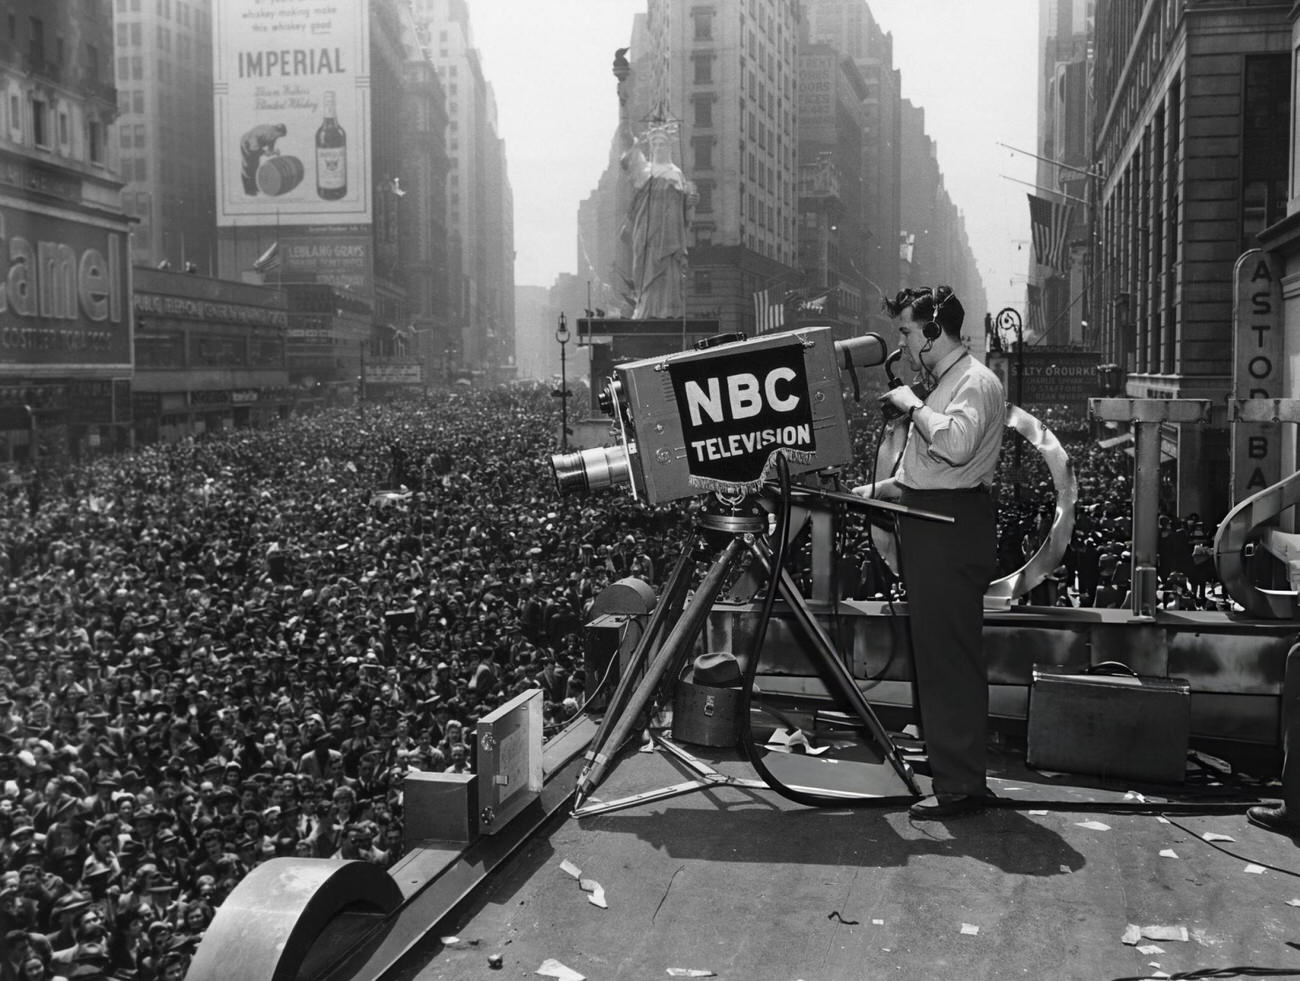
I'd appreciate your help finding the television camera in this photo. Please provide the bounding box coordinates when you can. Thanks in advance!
[550,326,889,504]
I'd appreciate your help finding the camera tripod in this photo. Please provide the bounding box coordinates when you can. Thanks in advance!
[572,486,952,817]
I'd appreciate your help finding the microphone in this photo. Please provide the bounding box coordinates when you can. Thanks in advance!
[834,332,888,370]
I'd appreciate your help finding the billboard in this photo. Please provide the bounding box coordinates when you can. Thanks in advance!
[281,225,372,293]
[989,349,1101,410]
[0,201,131,370]
[213,0,371,227]
[1231,249,1283,501]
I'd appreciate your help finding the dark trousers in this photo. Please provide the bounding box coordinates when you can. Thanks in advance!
[897,487,998,797]
[1281,640,1300,812]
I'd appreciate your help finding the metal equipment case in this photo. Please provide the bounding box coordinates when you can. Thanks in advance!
[1027,664,1190,785]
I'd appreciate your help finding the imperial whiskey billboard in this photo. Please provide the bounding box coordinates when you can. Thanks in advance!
[212,0,371,227]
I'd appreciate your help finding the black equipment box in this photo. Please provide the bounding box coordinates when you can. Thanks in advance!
[672,679,743,747]
[1027,663,1190,785]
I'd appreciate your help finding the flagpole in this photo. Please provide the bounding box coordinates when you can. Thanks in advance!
[1000,174,1090,206]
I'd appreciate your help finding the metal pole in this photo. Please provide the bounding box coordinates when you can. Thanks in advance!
[555,313,570,453]
[1131,419,1162,617]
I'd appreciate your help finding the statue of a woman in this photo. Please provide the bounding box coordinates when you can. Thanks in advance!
[620,124,695,319]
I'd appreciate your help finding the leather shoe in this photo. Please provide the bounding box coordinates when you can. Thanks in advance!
[1247,803,1300,836]
[909,793,988,819]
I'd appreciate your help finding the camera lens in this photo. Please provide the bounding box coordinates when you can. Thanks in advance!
[550,446,630,496]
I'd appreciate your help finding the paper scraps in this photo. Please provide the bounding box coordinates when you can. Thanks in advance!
[559,859,607,908]
[1244,864,1266,875]
[536,959,585,981]
[1158,849,1179,859]
[765,727,830,756]
[1121,924,1189,946]
[1286,899,1300,907]
[1075,820,1112,831]
[960,923,980,936]
[1202,832,1235,843]
[666,970,716,978]
[1136,944,1165,955]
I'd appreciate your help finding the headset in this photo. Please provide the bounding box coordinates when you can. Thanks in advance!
[922,287,956,341]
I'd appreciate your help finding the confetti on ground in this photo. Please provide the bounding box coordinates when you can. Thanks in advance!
[1136,944,1165,955]
[1287,899,1300,907]
[579,878,607,909]
[559,860,582,880]
[1244,864,1267,875]
[1202,832,1235,842]
[1125,791,1148,802]
[1028,810,1048,816]
[872,919,885,926]
[1158,849,1179,859]
[666,970,715,978]
[1122,924,1189,945]
[536,959,585,981]
[1156,816,1171,824]
[960,923,980,936]
[1076,820,1111,831]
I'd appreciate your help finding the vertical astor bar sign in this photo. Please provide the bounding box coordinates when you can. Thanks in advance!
[1231,249,1284,504]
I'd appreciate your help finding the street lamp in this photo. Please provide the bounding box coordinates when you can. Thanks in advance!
[995,307,1025,498]
[553,312,571,453]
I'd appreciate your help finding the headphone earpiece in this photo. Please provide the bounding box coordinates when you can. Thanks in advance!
[924,288,953,341]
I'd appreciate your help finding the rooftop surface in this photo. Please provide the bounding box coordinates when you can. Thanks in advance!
[396,736,1300,981]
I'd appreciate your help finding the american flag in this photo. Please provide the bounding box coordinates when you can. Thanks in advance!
[1027,193,1073,274]
[753,284,786,333]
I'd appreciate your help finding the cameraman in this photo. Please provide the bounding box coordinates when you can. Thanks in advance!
[853,285,1005,819]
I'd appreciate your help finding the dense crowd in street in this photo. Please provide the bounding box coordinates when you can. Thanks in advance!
[0,383,1228,979]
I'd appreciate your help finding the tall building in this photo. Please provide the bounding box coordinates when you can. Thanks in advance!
[411,0,516,380]
[112,0,215,273]
[802,0,902,332]
[1031,0,1091,348]
[0,0,132,466]
[580,0,803,336]
[1091,0,1291,517]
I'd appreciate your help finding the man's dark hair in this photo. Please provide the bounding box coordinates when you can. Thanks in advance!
[882,285,964,337]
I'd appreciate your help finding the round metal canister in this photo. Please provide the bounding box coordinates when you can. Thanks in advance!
[257,155,304,196]
[671,679,743,747]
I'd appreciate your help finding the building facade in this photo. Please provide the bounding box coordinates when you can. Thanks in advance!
[131,265,289,443]
[411,0,516,380]
[1091,0,1291,518]
[112,0,215,273]
[0,0,132,467]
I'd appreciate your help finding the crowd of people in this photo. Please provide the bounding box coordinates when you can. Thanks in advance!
[0,383,1227,979]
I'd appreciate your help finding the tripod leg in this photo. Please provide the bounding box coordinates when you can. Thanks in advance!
[750,538,921,797]
[574,536,747,810]
[582,532,700,773]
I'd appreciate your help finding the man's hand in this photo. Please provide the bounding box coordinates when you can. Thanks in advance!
[878,385,923,416]
[852,478,901,501]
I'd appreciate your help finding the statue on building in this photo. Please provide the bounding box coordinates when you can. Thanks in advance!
[615,51,696,320]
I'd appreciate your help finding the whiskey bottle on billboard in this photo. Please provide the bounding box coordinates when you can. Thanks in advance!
[315,90,347,200]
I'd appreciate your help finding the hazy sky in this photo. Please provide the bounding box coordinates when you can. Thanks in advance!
[472,1,1039,315]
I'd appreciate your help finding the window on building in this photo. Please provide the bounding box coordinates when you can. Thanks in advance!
[131,22,141,45]
[121,124,132,148]
[88,119,103,164]
[58,110,68,145]
[132,56,142,80]
[693,138,713,171]
[29,17,44,66]
[134,123,145,147]
[31,98,47,147]
[693,53,713,85]
[693,96,712,128]
[134,157,146,180]
[693,7,714,40]
[695,180,713,213]
[133,90,143,113]
[1242,54,1289,248]
[117,23,129,46]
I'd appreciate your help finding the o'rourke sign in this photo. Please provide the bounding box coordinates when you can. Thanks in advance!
[669,341,816,494]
